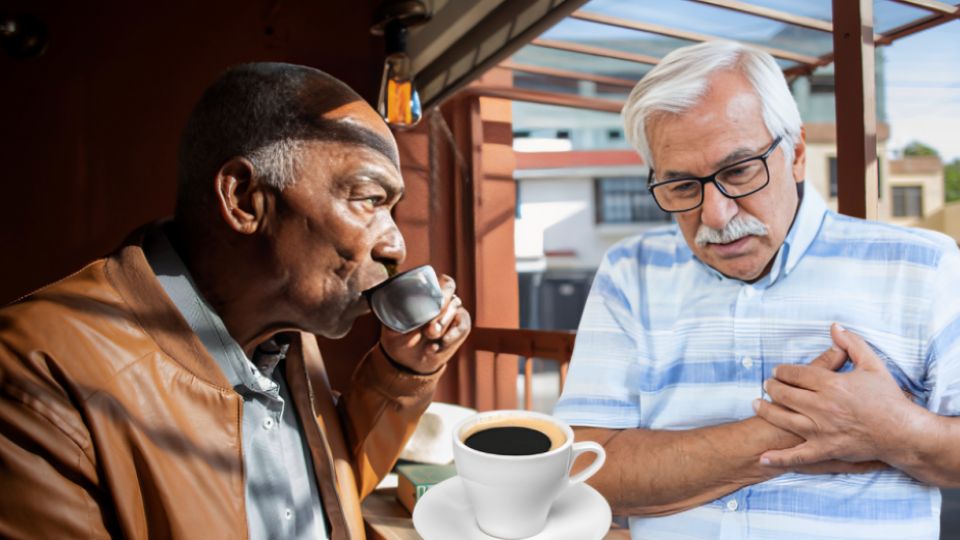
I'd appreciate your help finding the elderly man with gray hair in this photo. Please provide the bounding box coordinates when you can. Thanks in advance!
[555,40,960,539]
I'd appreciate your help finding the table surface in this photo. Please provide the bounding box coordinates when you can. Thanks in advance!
[362,488,630,540]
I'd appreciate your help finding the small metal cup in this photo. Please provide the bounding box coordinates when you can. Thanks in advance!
[363,265,444,334]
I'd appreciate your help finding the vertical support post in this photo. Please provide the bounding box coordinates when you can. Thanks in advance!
[437,67,519,411]
[472,67,520,411]
[832,0,878,219]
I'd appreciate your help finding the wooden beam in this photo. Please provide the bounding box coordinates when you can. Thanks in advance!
[875,4,960,45]
[469,327,576,363]
[689,0,833,32]
[888,0,959,15]
[531,38,660,65]
[419,0,592,111]
[832,0,878,220]
[460,85,625,113]
[571,10,821,66]
[783,3,958,76]
[500,60,637,88]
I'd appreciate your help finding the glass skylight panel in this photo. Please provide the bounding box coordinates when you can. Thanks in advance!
[511,44,653,81]
[740,0,834,23]
[874,0,935,34]
[581,0,833,58]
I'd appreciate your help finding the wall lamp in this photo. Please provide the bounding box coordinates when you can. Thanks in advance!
[1,13,48,59]
[371,0,431,129]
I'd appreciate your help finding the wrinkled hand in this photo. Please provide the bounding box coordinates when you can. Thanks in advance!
[380,274,471,374]
[754,323,915,468]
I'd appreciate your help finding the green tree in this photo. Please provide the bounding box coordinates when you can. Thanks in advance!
[946,158,960,203]
[903,141,940,157]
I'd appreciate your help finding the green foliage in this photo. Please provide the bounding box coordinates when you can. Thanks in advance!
[903,141,940,157]
[946,159,960,203]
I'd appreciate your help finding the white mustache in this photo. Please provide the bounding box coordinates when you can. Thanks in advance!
[695,214,769,246]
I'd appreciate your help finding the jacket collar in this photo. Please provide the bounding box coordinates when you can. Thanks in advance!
[103,222,233,389]
[104,222,355,539]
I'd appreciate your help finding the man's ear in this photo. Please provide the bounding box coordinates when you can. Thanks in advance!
[213,157,271,235]
[792,126,807,184]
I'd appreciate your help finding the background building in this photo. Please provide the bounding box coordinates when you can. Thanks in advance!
[512,43,952,335]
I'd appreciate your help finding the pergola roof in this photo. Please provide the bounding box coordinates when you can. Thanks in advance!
[495,0,959,112]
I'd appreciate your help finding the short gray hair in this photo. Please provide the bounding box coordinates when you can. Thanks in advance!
[174,63,398,231]
[622,40,802,170]
[246,138,304,191]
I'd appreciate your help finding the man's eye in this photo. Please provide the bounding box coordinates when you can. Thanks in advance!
[357,195,385,209]
[669,181,700,195]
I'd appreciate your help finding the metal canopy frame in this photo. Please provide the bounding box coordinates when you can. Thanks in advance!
[569,10,822,65]
[493,0,960,219]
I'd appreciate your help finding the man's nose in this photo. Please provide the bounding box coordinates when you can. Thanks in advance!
[699,182,738,230]
[373,220,406,267]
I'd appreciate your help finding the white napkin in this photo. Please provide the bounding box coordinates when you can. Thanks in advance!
[400,402,476,464]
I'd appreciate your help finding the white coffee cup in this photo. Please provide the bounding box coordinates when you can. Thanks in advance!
[452,410,606,539]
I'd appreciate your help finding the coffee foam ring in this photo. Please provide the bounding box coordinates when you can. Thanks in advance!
[461,415,567,451]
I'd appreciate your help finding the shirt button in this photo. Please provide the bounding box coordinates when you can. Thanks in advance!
[742,356,754,368]
[262,418,275,430]
[743,287,756,298]
[284,509,293,520]
[726,499,739,511]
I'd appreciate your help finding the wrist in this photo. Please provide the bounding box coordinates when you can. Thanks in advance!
[878,400,936,468]
[379,342,443,376]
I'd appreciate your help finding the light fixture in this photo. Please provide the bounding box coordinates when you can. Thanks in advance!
[1,13,48,59]
[371,0,431,129]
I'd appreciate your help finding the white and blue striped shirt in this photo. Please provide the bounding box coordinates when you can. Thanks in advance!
[555,185,960,540]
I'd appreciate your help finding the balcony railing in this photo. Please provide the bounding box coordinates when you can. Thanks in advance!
[469,327,576,410]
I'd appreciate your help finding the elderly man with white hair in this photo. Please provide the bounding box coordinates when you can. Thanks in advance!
[555,40,960,539]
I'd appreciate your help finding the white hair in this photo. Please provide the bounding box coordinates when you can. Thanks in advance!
[247,138,303,190]
[622,40,802,171]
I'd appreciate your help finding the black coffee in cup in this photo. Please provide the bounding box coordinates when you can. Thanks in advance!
[464,426,552,455]
[460,416,566,456]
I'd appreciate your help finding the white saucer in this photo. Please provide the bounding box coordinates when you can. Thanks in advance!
[412,476,612,540]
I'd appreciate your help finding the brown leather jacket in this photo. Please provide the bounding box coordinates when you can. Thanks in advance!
[0,232,442,539]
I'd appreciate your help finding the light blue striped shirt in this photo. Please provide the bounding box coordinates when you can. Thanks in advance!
[555,185,960,540]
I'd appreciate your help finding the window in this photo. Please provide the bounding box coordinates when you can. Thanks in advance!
[829,157,838,198]
[892,186,923,217]
[595,177,671,224]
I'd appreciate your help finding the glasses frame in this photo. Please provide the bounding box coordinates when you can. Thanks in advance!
[647,136,783,213]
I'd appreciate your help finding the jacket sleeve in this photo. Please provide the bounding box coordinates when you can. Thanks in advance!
[0,352,113,540]
[336,344,445,499]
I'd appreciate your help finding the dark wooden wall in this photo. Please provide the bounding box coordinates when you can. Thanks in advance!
[1,0,383,304]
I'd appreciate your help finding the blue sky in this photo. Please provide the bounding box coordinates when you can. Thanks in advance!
[883,21,960,162]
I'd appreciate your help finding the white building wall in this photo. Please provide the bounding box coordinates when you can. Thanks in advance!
[516,167,663,271]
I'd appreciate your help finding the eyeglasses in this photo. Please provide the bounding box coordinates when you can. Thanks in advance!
[647,136,783,213]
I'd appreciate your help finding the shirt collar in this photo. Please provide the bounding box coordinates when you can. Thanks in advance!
[776,182,827,280]
[678,182,828,287]
[143,227,280,394]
